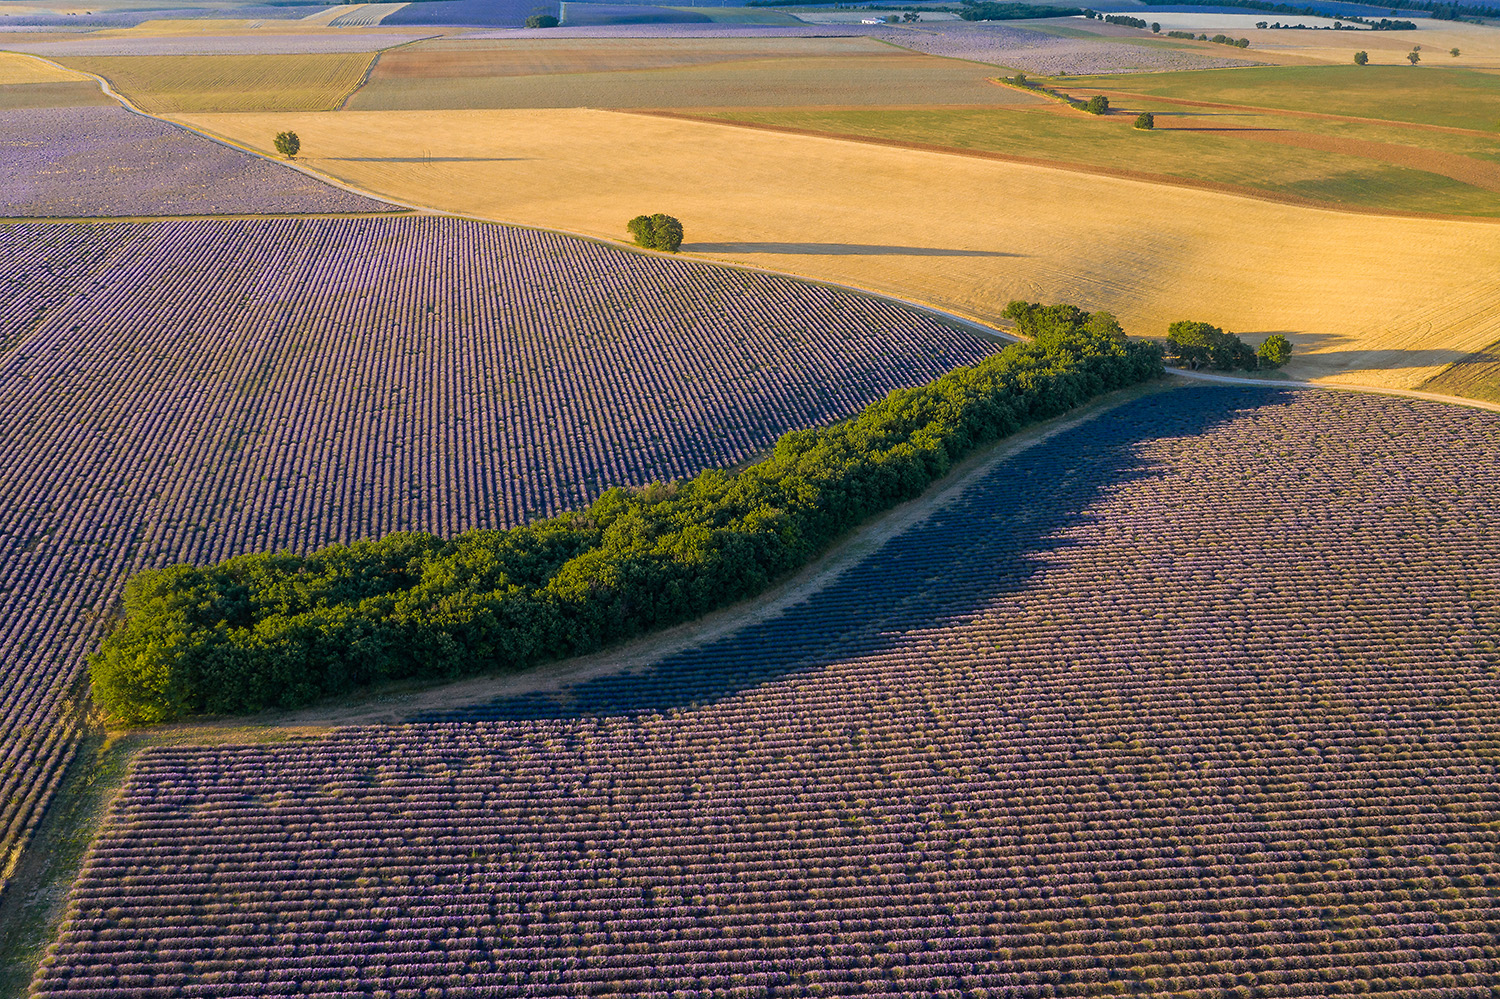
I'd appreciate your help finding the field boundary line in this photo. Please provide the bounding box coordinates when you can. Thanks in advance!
[628,109,1500,224]
[163,379,1173,733]
[334,33,440,111]
[9,86,1498,417]
[1166,367,1500,414]
[1080,88,1500,138]
[8,53,417,211]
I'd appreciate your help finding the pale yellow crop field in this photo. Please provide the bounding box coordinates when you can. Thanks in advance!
[0,51,89,84]
[56,52,377,112]
[176,107,1500,390]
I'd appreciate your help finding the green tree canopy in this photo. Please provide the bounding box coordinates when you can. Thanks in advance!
[1257,334,1292,368]
[273,131,300,159]
[627,214,685,252]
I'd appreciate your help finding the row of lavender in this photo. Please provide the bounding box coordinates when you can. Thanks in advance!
[0,215,994,899]
[33,386,1500,997]
[0,108,393,217]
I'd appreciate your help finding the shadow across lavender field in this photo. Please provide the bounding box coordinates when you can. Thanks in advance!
[425,386,1269,722]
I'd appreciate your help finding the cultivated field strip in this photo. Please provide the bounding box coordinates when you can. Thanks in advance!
[0,215,993,898]
[31,386,1500,997]
[1,106,393,217]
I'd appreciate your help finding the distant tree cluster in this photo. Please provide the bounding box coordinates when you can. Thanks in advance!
[525,13,559,27]
[1098,12,1149,27]
[1167,321,1292,371]
[1134,111,1155,129]
[1083,94,1110,114]
[959,2,1084,20]
[627,214,684,252]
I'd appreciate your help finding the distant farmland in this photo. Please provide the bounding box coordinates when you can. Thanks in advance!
[0,214,993,907]
[32,386,1500,997]
[346,36,1026,109]
[53,52,376,112]
[177,107,1500,394]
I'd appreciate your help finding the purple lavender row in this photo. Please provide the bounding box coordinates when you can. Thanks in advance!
[0,107,394,217]
[0,214,995,898]
[31,386,1500,997]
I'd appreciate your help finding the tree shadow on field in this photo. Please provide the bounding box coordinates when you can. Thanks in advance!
[683,242,1023,257]
[422,385,1292,723]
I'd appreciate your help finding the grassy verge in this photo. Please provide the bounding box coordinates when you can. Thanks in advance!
[694,106,1500,217]
[0,732,144,999]
[1074,64,1500,132]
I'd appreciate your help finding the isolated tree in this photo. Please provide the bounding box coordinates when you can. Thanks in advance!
[1257,334,1292,368]
[1151,21,1160,32]
[1408,49,1421,65]
[1013,71,1028,86]
[273,130,300,159]
[525,13,558,27]
[1084,95,1109,115]
[1134,111,1155,129]
[1451,46,1461,56]
[627,214,684,252]
[1353,50,1368,65]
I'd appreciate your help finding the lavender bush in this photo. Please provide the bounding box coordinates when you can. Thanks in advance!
[0,215,996,892]
[30,385,1500,997]
[0,107,392,216]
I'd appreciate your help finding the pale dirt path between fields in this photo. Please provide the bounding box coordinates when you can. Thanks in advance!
[157,379,1173,738]
[174,107,1500,392]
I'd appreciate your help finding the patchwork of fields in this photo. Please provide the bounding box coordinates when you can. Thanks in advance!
[5,6,1500,995]
[54,52,377,111]
[177,107,1500,390]
[0,214,992,932]
[30,386,1500,997]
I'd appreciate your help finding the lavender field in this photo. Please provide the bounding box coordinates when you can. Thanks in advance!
[29,385,1500,997]
[0,214,993,902]
[1,107,392,216]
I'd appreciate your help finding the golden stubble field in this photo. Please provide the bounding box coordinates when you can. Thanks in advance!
[176,107,1500,389]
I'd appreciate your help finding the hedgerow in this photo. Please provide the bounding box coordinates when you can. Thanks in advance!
[90,318,1162,723]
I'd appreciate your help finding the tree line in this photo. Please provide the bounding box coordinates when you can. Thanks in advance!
[90,312,1163,724]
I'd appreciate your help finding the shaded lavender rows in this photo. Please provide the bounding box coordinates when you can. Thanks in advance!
[33,387,1500,998]
[0,107,392,217]
[0,214,993,899]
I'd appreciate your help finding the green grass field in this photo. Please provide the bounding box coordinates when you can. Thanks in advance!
[54,53,375,113]
[697,106,1500,216]
[1079,64,1500,132]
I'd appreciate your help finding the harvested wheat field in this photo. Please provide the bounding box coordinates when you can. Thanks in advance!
[54,52,376,112]
[176,107,1500,390]
[0,50,88,84]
